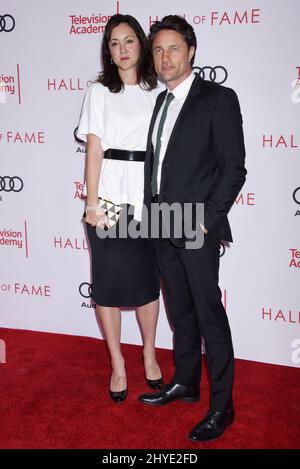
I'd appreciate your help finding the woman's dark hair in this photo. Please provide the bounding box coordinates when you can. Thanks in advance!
[98,14,157,92]
[149,15,197,66]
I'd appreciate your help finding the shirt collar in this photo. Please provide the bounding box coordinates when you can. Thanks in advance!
[167,72,196,100]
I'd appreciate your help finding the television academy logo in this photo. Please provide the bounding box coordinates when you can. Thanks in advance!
[0,228,22,249]
[0,73,15,103]
[0,14,15,32]
[0,65,22,104]
[74,181,84,199]
[0,222,29,257]
[0,176,23,192]
[289,248,300,268]
[193,66,227,85]
[69,14,112,35]
[291,67,300,104]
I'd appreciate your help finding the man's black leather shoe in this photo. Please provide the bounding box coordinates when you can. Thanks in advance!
[188,405,235,442]
[138,382,200,406]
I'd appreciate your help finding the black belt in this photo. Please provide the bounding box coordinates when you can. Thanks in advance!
[104,149,146,162]
[152,194,160,203]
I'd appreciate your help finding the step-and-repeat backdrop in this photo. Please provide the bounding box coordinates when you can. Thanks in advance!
[1,0,299,367]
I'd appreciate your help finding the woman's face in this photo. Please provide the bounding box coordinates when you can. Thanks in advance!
[108,23,141,72]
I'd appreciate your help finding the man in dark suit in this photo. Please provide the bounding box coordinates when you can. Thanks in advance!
[139,16,247,442]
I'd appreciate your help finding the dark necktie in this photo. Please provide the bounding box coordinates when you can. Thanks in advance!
[151,92,175,196]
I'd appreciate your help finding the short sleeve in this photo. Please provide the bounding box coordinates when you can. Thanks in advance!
[76,82,104,142]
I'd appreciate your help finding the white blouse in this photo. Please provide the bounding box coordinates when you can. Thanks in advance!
[76,81,161,221]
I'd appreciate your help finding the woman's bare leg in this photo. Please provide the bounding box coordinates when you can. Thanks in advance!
[136,298,162,380]
[96,305,127,392]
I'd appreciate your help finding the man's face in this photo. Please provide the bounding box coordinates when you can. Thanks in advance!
[152,29,195,90]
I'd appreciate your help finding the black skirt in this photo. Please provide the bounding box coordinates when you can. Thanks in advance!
[84,205,160,307]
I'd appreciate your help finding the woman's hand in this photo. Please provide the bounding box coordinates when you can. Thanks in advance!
[85,206,111,229]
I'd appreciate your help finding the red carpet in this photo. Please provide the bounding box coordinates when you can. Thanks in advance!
[0,327,299,449]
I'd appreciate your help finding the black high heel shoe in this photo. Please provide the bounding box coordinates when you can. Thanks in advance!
[109,388,128,403]
[143,353,163,389]
[146,376,163,390]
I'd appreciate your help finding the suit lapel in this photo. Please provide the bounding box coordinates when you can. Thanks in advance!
[145,89,167,160]
[163,74,203,162]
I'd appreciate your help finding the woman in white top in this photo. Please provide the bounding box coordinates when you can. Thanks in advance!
[76,14,162,403]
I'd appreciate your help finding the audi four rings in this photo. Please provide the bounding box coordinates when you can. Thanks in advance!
[192,66,228,84]
[0,176,23,192]
[293,187,300,205]
[0,15,15,32]
[79,282,93,298]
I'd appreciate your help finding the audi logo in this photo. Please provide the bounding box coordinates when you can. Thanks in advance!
[193,66,228,84]
[74,125,85,144]
[79,282,93,298]
[0,15,15,32]
[0,176,23,192]
[293,187,300,205]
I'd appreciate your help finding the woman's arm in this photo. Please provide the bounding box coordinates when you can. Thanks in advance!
[85,134,108,227]
[86,133,102,205]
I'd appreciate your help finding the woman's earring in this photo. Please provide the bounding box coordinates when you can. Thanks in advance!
[110,58,113,64]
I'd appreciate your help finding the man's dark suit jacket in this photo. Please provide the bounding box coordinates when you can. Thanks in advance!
[143,74,247,245]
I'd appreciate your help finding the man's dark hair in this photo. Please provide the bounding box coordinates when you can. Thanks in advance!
[149,15,197,66]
